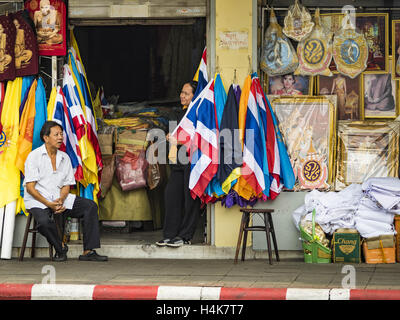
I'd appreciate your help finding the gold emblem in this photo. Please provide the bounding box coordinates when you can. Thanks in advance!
[333,12,368,78]
[295,8,333,76]
[283,0,314,42]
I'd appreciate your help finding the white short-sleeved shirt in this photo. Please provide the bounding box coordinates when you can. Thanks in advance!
[23,144,76,210]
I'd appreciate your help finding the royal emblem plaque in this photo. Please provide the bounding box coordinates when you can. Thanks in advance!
[295,8,333,76]
[283,0,314,42]
[260,8,299,76]
[333,12,368,79]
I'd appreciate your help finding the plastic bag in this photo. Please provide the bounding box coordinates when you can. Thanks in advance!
[100,155,116,198]
[116,150,148,191]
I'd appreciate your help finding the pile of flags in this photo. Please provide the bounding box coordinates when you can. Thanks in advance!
[47,31,103,206]
[171,48,295,207]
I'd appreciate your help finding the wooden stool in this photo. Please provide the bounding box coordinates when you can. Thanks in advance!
[19,213,55,261]
[234,208,280,265]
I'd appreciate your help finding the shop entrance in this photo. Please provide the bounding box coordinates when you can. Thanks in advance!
[72,19,207,247]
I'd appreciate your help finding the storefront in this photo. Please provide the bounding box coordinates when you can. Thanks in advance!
[1,0,400,262]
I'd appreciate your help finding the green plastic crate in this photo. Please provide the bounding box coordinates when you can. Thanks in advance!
[299,209,332,263]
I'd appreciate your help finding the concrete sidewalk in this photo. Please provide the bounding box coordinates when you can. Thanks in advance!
[2,257,400,299]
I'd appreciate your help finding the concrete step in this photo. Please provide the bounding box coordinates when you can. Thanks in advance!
[12,244,303,260]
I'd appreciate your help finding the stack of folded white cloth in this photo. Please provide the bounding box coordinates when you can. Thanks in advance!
[354,177,400,238]
[293,177,400,237]
[292,184,363,234]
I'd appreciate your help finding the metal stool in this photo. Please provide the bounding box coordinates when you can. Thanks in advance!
[19,212,55,261]
[234,208,280,265]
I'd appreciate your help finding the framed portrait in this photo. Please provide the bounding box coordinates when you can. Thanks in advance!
[363,56,398,119]
[266,73,313,96]
[392,20,400,80]
[317,73,362,120]
[335,121,400,190]
[321,13,389,73]
[269,96,337,191]
[24,0,67,56]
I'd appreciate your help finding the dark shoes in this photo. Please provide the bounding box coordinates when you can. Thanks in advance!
[155,239,170,247]
[165,237,191,247]
[79,250,108,262]
[53,252,67,262]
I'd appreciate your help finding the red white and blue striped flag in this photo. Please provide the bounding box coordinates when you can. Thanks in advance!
[193,47,208,98]
[52,86,84,182]
[188,79,219,200]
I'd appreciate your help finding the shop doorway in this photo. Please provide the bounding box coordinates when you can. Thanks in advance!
[72,19,207,246]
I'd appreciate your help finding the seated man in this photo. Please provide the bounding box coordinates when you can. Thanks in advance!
[23,121,107,262]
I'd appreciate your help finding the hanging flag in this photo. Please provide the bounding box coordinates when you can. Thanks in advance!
[240,76,267,197]
[52,86,84,182]
[253,74,281,199]
[0,82,5,134]
[68,49,103,173]
[32,77,47,151]
[62,64,100,202]
[204,74,226,201]
[0,77,23,208]
[193,47,208,98]
[47,86,57,120]
[188,79,219,200]
[15,79,37,174]
[217,84,243,194]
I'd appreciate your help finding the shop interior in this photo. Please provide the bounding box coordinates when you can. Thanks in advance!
[69,19,207,246]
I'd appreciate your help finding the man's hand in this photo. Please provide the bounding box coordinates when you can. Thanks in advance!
[53,198,66,214]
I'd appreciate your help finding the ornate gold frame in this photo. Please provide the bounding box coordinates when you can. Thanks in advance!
[268,95,337,190]
[316,72,363,120]
[335,121,400,190]
[362,56,399,119]
[392,19,400,80]
[321,12,389,74]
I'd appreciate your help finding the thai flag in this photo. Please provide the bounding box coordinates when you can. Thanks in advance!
[52,86,84,182]
[193,47,208,99]
[62,64,87,141]
[69,49,103,173]
[253,74,281,199]
[240,77,267,196]
[188,79,219,200]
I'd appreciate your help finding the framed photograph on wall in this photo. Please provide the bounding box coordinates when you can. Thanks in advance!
[321,12,389,73]
[266,73,313,96]
[317,73,362,120]
[24,0,67,56]
[392,19,400,80]
[335,121,400,190]
[363,56,398,119]
[269,95,337,191]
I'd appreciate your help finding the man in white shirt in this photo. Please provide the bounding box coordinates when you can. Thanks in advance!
[24,121,107,262]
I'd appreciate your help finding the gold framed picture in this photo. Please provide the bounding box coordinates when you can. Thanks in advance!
[265,73,313,96]
[321,12,389,73]
[335,121,400,190]
[362,56,398,119]
[317,73,362,120]
[268,95,337,191]
[392,19,400,80]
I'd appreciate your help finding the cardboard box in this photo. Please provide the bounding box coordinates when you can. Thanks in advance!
[332,228,361,263]
[362,235,396,264]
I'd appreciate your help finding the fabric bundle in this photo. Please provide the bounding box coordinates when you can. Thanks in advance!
[293,177,400,238]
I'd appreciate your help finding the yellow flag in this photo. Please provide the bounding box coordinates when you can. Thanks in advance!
[47,86,57,120]
[15,79,38,174]
[0,78,23,208]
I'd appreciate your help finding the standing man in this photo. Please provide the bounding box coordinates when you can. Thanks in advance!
[24,121,107,262]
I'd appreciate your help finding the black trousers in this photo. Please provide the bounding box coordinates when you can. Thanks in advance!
[29,196,101,254]
[163,164,201,241]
